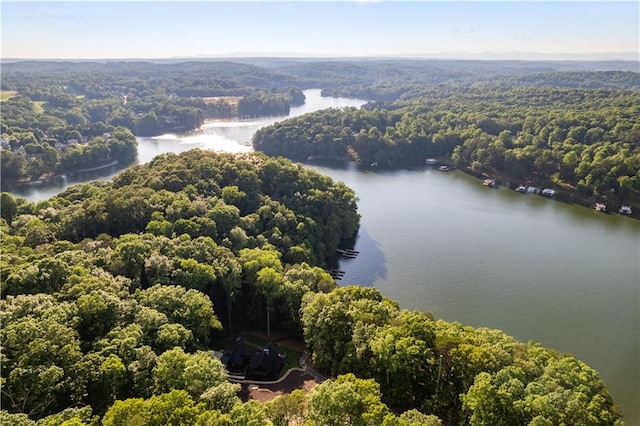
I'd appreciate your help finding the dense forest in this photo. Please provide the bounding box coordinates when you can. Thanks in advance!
[265,59,640,99]
[0,150,623,425]
[253,84,640,209]
[0,122,137,183]
[0,61,305,133]
[0,61,307,181]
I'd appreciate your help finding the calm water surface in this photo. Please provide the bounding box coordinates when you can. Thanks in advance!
[4,90,638,423]
[310,162,639,424]
[4,89,367,199]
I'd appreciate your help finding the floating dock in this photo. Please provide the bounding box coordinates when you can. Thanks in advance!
[336,249,359,259]
[328,269,346,280]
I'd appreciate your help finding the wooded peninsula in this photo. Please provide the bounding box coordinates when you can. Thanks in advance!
[1,59,636,425]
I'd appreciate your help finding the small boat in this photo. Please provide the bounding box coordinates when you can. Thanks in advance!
[619,205,632,215]
[425,158,437,165]
[515,185,527,193]
[438,165,450,172]
[483,179,496,187]
[541,188,556,197]
[595,203,607,212]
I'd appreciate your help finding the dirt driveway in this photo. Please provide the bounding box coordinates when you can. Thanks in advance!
[240,369,318,403]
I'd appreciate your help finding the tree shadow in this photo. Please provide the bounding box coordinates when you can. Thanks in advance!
[336,225,387,287]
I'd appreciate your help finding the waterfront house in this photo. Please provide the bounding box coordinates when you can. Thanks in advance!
[225,346,248,376]
[223,344,284,381]
[248,345,284,380]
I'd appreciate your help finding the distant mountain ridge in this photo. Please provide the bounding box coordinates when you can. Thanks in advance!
[2,56,638,71]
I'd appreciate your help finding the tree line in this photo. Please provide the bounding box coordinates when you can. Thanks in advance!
[253,84,640,208]
[301,285,621,425]
[270,59,639,100]
[2,58,636,184]
[0,61,306,131]
[0,61,308,182]
[1,118,137,182]
[0,150,623,425]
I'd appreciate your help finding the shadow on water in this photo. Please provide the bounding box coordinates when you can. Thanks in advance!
[2,163,124,201]
[300,158,352,172]
[336,225,387,287]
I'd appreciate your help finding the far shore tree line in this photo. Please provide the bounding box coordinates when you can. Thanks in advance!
[253,85,640,208]
[2,59,638,203]
[0,61,306,182]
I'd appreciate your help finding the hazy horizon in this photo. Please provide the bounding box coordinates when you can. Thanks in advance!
[2,52,639,63]
[1,1,638,62]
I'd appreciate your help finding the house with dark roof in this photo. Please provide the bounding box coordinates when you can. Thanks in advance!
[222,344,284,381]
[247,345,284,380]
[225,346,249,376]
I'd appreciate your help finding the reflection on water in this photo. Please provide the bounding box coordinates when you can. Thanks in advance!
[3,90,368,202]
[2,164,122,201]
[338,225,388,286]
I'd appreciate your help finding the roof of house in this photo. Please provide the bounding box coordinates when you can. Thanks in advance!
[248,345,283,379]
[226,346,247,373]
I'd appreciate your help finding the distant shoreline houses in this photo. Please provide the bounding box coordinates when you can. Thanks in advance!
[1,132,114,154]
[1,130,137,184]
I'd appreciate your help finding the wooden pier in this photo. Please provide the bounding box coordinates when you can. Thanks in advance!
[336,249,359,259]
[329,249,359,280]
[328,269,346,280]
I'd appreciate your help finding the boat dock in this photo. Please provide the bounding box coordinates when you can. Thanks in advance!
[595,203,607,212]
[328,269,346,280]
[336,249,359,259]
[328,249,360,280]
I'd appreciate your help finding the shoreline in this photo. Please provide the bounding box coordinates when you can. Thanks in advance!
[453,163,638,219]
[299,155,639,220]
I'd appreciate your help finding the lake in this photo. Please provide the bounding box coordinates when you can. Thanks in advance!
[4,89,639,424]
[311,161,639,424]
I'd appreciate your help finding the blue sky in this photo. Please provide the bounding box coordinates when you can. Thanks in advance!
[1,1,638,60]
